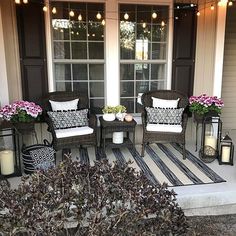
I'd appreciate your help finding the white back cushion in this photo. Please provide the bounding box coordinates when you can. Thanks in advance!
[152,97,179,108]
[49,98,79,111]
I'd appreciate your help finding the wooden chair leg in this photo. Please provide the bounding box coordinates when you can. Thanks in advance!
[182,144,186,160]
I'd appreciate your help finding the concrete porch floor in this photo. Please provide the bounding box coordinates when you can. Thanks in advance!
[6,118,236,216]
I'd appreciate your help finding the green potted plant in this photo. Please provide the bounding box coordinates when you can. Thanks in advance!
[115,105,127,121]
[102,106,116,121]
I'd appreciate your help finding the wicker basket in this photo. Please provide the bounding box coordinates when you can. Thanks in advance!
[22,139,54,174]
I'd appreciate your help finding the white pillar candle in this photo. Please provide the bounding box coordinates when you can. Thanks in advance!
[113,132,124,144]
[221,146,230,163]
[0,150,14,175]
[205,135,217,149]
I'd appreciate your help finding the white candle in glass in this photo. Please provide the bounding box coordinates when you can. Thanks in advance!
[221,146,230,162]
[205,135,217,149]
[0,150,14,175]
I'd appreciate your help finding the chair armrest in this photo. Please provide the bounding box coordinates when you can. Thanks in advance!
[88,113,97,129]
[141,111,147,127]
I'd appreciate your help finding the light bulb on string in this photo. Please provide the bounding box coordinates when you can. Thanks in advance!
[124,12,129,20]
[102,19,105,25]
[15,0,20,4]
[43,6,48,12]
[142,22,147,28]
[52,7,57,14]
[197,10,200,16]
[190,3,194,7]
[152,12,157,19]
[210,4,215,10]
[69,10,75,17]
[96,12,102,20]
[161,21,165,27]
[23,0,28,3]
[228,1,233,6]
[78,14,82,21]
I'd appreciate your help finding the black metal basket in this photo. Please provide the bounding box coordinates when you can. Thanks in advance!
[22,139,54,174]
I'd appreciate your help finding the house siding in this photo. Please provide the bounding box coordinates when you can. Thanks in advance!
[221,4,236,129]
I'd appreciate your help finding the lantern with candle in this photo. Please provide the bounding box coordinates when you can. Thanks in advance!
[199,115,222,163]
[219,134,234,165]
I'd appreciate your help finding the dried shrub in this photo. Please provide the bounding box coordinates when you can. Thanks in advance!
[0,158,188,235]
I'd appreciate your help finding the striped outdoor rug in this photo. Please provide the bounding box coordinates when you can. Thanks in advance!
[77,143,226,187]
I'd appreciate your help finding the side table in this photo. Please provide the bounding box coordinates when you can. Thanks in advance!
[99,117,137,152]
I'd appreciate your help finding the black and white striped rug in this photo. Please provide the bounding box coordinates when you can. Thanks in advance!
[78,143,226,187]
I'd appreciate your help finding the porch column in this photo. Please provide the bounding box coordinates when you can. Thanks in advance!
[213,5,227,97]
[105,0,119,106]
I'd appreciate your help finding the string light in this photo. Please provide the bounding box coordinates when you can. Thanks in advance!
[190,3,194,7]
[96,12,102,20]
[15,0,20,4]
[124,12,129,20]
[142,22,147,28]
[210,4,215,10]
[52,7,57,14]
[43,6,48,12]
[228,1,233,6]
[197,10,200,16]
[78,14,82,21]
[152,12,157,19]
[23,0,28,3]
[102,19,105,25]
[161,21,165,27]
[69,10,75,17]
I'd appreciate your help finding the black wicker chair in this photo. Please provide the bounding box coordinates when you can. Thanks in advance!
[43,92,97,159]
[141,90,189,159]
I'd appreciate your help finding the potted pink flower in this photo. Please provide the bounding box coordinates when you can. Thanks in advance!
[189,94,224,119]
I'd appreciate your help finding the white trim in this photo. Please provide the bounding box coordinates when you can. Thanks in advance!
[44,0,54,92]
[213,5,227,97]
[167,1,173,89]
[0,6,9,106]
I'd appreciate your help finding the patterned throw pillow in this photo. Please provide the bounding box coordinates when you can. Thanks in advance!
[29,147,55,171]
[146,107,184,125]
[47,109,89,129]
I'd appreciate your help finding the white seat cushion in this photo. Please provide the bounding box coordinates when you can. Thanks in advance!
[146,124,182,133]
[55,126,94,138]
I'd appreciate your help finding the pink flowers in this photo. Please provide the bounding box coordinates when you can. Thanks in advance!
[189,94,224,115]
[0,101,42,122]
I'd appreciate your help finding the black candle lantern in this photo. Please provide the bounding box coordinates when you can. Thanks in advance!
[219,134,234,165]
[199,115,222,163]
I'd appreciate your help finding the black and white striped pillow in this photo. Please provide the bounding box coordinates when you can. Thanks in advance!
[47,109,89,129]
[146,107,184,125]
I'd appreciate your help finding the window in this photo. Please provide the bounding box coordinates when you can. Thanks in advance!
[120,4,169,113]
[51,2,105,113]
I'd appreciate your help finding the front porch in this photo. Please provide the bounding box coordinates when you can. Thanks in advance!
[7,117,236,216]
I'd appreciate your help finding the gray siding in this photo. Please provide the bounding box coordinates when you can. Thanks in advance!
[221,4,236,129]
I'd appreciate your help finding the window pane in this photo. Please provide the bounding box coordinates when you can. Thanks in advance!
[53,27,70,40]
[89,64,104,80]
[54,42,70,59]
[72,64,87,80]
[120,21,135,59]
[136,81,149,95]
[72,42,87,59]
[121,98,134,113]
[137,24,151,41]
[151,64,166,80]
[73,82,88,94]
[137,5,151,23]
[151,81,165,90]
[152,25,167,42]
[135,64,149,80]
[135,39,149,60]
[152,43,166,59]
[88,23,104,41]
[71,22,87,40]
[90,99,104,113]
[121,82,134,96]
[89,42,104,59]
[120,64,134,80]
[56,82,72,91]
[55,64,71,80]
[90,82,104,97]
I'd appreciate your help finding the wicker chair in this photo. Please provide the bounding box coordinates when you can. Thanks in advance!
[43,92,97,159]
[141,90,189,159]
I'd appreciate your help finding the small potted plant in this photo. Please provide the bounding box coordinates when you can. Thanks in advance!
[115,105,127,121]
[102,106,116,121]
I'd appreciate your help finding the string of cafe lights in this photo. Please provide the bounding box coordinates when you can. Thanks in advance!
[14,0,234,21]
